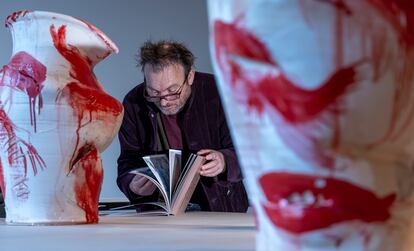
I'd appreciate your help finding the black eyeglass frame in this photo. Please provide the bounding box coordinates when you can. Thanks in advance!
[144,72,189,102]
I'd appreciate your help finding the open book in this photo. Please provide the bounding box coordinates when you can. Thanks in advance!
[129,149,205,215]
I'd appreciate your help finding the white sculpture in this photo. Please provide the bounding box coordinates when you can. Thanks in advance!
[0,10,123,224]
[208,0,414,250]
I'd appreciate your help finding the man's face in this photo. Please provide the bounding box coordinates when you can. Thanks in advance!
[144,64,193,115]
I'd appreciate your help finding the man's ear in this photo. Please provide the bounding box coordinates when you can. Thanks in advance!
[187,69,195,86]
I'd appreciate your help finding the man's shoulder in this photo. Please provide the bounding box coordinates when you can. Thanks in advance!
[194,71,219,96]
[193,72,223,104]
[123,83,146,105]
[194,71,216,86]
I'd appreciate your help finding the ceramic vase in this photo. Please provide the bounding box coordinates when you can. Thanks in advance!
[208,1,414,250]
[0,10,123,224]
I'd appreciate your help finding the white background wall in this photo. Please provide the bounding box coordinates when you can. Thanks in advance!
[0,0,213,201]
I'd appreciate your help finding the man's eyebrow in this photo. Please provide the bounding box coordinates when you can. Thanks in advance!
[147,86,159,92]
[166,84,180,91]
[147,83,180,93]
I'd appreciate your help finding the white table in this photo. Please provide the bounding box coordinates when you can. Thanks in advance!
[0,211,256,251]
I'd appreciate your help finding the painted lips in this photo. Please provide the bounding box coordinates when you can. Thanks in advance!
[259,172,396,234]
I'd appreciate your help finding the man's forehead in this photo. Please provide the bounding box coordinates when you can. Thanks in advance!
[144,63,185,90]
[144,62,184,75]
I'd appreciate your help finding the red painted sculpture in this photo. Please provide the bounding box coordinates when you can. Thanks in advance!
[0,11,123,224]
[209,0,414,250]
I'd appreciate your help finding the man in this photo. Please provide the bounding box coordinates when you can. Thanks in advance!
[117,40,249,212]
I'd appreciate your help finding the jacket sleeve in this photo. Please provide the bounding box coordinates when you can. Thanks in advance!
[215,98,244,185]
[116,98,158,205]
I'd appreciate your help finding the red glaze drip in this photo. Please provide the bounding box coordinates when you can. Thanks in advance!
[214,20,360,124]
[73,145,102,223]
[0,51,47,132]
[214,20,275,67]
[51,24,123,173]
[213,20,361,168]
[259,172,396,234]
[249,67,358,124]
[5,10,30,28]
[0,50,46,198]
[61,82,123,117]
[50,24,102,91]
[57,82,122,170]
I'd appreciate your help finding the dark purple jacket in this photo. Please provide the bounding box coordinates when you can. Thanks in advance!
[117,72,249,212]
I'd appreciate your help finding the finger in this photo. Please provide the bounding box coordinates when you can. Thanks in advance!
[197,149,212,156]
[205,152,217,161]
[139,180,157,195]
[135,176,148,187]
[201,160,218,170]
[142,179,156,191]
[200,168,221,177]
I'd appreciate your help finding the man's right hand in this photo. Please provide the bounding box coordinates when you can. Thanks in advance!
[129,175,157,196]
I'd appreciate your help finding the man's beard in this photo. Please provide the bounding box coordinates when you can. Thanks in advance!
[156,102,185,115]
[156,89,191,115]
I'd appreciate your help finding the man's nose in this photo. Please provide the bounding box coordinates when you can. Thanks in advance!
[160,98,169,107]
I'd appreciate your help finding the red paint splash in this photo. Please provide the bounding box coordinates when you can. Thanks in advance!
[0,51,47,132]
[213,20,361,168]
[73,145,102,223]
[50,24,102,91]
[50,23,122,172]
[0,50,46,200]
[214,20,360,124]
[57,82,122,171]
[60,82,123,118]
[259,172,396,234]
[5,10,30,28]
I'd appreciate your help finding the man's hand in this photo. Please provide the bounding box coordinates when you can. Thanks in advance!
[197,149,226,177]
[129,175,157,196]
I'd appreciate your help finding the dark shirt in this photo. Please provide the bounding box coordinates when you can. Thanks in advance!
[161,114,182,149]
[117,72,249,212]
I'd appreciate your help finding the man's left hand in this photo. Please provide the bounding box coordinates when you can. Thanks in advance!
[197,149,226,177]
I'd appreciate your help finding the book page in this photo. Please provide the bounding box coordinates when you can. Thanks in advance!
[129,167,169,210]
[171,155,205,215]
[105,201,169,214]
[169,149,182,201]
[142,155,171,210]
[176,154,196,187]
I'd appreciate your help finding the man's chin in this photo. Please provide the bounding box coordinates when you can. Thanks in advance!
[158,105,184,115]
[159,106,181,115]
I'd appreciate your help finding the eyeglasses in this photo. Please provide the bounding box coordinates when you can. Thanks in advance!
[144,73,188,102]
